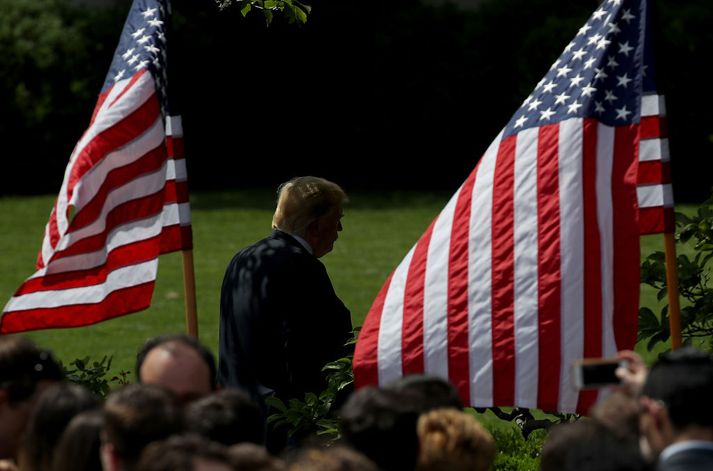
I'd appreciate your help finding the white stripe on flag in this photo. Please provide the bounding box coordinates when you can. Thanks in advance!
[639,138,670,162]
[637,184,674,208]
[56,162,168,253]
[377,247,415,385]
[55,73,156,239]
[167,158,188,182]
[423,194,458,378]
[641,94,666,117]
[512,127,540,408]
[468,133,500,407]
[166,115,183,137]
[70,118,165,210]
[558,118,585,412]
[36,213,164,277]
[6,259,158,311]
[597,124,616,364]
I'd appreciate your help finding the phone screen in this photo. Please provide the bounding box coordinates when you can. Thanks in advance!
[580,361,620,387]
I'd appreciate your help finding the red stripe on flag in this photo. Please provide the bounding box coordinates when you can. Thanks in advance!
[160,224,193,253]
[639,206,675,235]
[164,180,190,205]
[639,116,667,139]
[46,205,61,264]
[491,135,517,406]
[578,119,602,413]
[0,282,155,334]
[107,70,149,109]
[16,236,162,295]
[69,145,167,231]
[353,272,395,388]
[401,222,435,376]
[448,170,476,405]
[612,125,640,351]
[67,93,161,196]
[637,160,671,185]
[166,136,184,159]
[536,124,562,412]
[53,190,166,260]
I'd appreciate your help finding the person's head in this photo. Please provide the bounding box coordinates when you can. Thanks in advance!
[185,388,264,446]
[52,409,104,471]
[540,419,647,471]
[101,383,183,471]
[339,386,423,471]
[416,408,495,471]
[271,176,347,258]
[136,334,216,406]
[590,390,640,442]
[135,434,233,471]
[288,445,379,471]
[386,374,464,412]
[19,382,100,471]
[227,443,286,471]
[639,347,713,456]
[0,336,64,460]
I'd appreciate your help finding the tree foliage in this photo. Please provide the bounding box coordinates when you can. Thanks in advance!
[215,0,311,25]
[639,190,713,352]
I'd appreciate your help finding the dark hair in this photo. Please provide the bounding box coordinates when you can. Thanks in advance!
[52,409,104,471]
[288,445,379,471]
[227,443,286,471]
[135,333,217,390]
[0,336,64,404]
[385,374,464,411]
[540,419,647,471]
[339,386,422,471]
[20,383,100,471]
[135,434,231,471]
[103,384,183,467]
[185,388,264,446]
[642,346,713,430]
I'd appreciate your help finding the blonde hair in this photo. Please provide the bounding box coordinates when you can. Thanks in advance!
[416,408,496,471]
[271,176,347,237]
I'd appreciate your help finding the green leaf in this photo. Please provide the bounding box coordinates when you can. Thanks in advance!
[265,396,287,413]
[240,2,252,17]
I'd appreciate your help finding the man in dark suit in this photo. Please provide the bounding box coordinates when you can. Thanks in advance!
[218,176,353,450]
[638,347,713,471]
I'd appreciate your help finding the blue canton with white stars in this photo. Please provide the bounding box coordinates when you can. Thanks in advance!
[101,0,170,114]
[504,0,646,137]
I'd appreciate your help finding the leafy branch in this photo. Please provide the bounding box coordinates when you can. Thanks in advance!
[639,191,713,352]
[215,0,312,26]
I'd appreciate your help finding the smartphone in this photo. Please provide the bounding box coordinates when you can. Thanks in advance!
[572,358,626,389]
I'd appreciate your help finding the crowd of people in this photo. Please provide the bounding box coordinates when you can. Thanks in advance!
[0,333,498,471]
[3,176,713,470]
[2,332,713,471]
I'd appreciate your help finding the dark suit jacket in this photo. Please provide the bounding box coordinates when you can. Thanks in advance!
[657,443,713,471]
[218,230,353,403]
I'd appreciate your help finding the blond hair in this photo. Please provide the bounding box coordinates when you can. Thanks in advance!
[271,176,347,237]
[416,408,496,471]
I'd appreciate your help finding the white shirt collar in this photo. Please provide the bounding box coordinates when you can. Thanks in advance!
[285,232,312,255]
[660,440,713,462]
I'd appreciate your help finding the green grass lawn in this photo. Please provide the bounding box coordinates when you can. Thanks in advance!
[0,190,695,378]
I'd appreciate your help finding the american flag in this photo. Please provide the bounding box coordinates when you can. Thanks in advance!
[0,0,192,334]
[353,0,671,414]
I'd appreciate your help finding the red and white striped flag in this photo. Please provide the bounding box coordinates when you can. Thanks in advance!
[354,0,670,414]
[0,0,192,334]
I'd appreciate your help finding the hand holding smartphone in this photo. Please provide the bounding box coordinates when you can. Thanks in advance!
[572,358,627,389]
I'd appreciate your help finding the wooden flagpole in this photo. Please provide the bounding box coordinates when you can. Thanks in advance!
[182,250,199,338]
[663,232,682,349]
